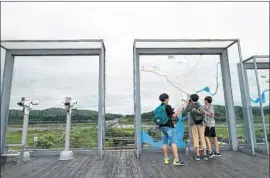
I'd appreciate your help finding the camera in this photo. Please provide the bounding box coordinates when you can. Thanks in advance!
[71,101,78,109]
[17,97,39,110]
[63,97,77,111]
[30,100,39,105]
[63,97,72,106]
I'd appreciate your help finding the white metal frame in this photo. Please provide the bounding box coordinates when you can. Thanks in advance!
[133,39,243,159]
[237,55,269,155]
[0,40,106,160]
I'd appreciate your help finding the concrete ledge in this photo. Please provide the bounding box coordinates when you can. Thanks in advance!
[238,147,256,156]
[142,146,232,153]
[29,149,98,157]
[0,155,7,165]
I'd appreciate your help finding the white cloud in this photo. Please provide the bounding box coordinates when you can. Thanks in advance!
[1,2,269,114]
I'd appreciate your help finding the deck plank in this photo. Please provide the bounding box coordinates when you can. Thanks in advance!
[1,151,269,178]
[130,152,145,178]
[74,155,96,178]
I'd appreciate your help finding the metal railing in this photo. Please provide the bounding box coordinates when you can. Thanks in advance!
[6,120,99,151]
[141,119,248,149]
[104,119,135,150]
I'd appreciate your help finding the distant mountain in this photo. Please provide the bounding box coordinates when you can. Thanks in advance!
[8,105,269,124]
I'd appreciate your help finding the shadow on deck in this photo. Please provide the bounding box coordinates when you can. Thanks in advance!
[1,151,269,178]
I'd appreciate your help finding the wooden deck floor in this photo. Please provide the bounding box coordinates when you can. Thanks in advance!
[1,151,269,178]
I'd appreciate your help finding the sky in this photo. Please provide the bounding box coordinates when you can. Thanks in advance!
[1,2,269,114]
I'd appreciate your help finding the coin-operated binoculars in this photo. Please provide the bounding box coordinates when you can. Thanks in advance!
[59,97,77,160]
[17,97,39,161]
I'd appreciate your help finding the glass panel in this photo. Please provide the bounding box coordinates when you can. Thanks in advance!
[135,40,234,49]
[0,40,102,50]
[104,67,135,150]
[140,55,230,150]
[247,67,269,154]
[6,56,99,152]
[227,44,246,147]
[104,119,135,149]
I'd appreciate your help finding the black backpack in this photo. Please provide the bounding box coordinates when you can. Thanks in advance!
[190,103,204,125]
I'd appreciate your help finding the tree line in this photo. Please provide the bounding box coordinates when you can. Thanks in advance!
[8,105,269,124]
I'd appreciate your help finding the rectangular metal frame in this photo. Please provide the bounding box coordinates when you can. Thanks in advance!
[237,55,269,155]
[0,40,106,160]
[133,39,240,159]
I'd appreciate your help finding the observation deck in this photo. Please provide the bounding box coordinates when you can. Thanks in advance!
[1,150,269,178]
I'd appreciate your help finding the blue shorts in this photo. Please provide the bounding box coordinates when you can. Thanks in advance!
[160,126,177,145]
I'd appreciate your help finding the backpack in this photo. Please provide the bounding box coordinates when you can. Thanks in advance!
[190,103,204,125]
[153,104,169,125]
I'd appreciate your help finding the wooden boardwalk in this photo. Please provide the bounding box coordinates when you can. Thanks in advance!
[1,151,269,178]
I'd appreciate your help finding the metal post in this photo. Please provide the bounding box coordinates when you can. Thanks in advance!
[237,41,256,155]
[134,52,142,159]
[135,53,142,158]
[64,109,71,151]
[21,109,31,161]
[98,48,105,160]
[237,63,256,155]
[121,120,123,149]
[103,47,106,151]
[59,97,74,160]
[253,57,269,155]
[21,112,29,149]
[0,51,14,156]
[220,50,238,151]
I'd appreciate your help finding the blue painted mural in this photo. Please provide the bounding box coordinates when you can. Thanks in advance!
[250,89,269,104]
[141,115,188,148]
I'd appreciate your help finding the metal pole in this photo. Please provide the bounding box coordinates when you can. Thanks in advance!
[134,39,239,42]
[103,47,106,151]
[0,51,14,156]
[253,57,269,155]
[220,50,238,151]
[98,47,105,160]
[134,52,142,159]
[21,109,31,161]
[237,41,256,155]
[21,110,29,151]
[237,63,257,153]
[59,97,74,160]
[121,120,123,149]
[64,108,71,151]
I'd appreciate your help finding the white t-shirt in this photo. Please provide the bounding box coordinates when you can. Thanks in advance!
[204,104,215,127]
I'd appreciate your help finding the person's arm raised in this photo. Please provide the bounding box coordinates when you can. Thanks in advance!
[166,105,178,118]
[201,105,214,118]
[172,108,180,118]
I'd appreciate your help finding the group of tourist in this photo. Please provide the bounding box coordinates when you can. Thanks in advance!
[154,93,221,166]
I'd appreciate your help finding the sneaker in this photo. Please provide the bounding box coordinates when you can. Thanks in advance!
[164,158,170,165]
[194,156,200,161]
[173,159,185,166]
[215,152,221,157]
[203,155,209,160]
[208,151,215,158]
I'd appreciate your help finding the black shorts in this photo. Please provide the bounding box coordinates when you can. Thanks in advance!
[205,126,216,137]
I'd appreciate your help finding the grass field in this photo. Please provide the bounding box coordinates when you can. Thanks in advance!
[5,116,269,150]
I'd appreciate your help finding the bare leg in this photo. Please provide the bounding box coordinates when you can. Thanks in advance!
[195,147,200,156]
[205,137,212,152]
[203,149,207,155]
[214,137,220,153]
[171,143,179,159]
[191,125,200,156]
[162,144,168,158]
[198,126,207,156]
